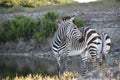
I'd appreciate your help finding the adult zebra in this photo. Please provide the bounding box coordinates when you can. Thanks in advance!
[51,15,84,78]
[70,27,101,75]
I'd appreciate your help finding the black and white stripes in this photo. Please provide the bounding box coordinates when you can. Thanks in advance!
[101,33,111,56]
[78,27,111,74]
[78,27,101,74]
[51,15,111,77]
[51,15,83,77]
[98,32,111,65]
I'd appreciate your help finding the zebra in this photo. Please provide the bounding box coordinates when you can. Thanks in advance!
[78,27,111,74]
[51,15,84,78]
[73,27,101,75]
[51,14,111,77]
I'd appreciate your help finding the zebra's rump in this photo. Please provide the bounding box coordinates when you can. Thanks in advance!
[68,27,101,57]
[78,27,102,58]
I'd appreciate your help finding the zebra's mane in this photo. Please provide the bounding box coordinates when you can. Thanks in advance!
[56,15,76,25]
[61,15,75,21]
[61,16,71,21]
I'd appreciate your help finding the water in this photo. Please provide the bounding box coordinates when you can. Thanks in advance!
[73,0,99,3]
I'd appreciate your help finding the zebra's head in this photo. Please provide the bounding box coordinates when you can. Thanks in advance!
[58,15,83,41]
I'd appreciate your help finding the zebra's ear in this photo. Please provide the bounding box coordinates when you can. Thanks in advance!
[70,15,76,22]
[70,10,79,22]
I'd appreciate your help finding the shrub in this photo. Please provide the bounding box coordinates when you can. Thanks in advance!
[0,11,84,42]
[73,18,84,28]
[1,15,35,42]
[0,27,5,42]
[33,12,58,41]
[44,11,59,22]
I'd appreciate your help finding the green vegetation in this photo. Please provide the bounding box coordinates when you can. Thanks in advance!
[0,2,78,14]
[33,12,58,41]
[73,18,84,27]
[0,65,30,79]
[1,0,119,14]
[0,11,84,42]
[0,15,36,42]
[0,0,73,8]
[116,0,120,2]
[0,65,55,79]
[0,64,78,80]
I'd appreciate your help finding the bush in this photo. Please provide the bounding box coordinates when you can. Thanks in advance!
[0,11,84,42]
[1,15,35,42]
[0,28,5,42]
[73,18,84,28]
[33,12,58,41]
[44,11,59,22]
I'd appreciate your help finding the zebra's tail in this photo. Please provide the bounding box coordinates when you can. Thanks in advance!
[99,33,111,67]
[102,33,111,57]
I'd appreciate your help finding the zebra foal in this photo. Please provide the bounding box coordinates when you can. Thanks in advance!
[51,15,83,78]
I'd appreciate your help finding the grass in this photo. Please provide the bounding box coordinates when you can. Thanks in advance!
[0,2,78,14]
[3,71,79,80]
[1,60,120,80]
[0,0,120,14]
[2,64,120,80]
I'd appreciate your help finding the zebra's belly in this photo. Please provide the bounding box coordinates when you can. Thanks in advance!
[68,49,85,56]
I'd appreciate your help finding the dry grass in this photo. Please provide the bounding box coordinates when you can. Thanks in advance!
[2,62,120,80]
[3,71,79,80]
[0,0,120,14]
[3,63,120,80]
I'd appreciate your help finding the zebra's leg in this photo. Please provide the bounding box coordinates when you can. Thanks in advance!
[83,61,88,75]
[82,57,88,75]
[92,57,96,67]
[92,56,97,70]
[56,57,61,79]
[60,55,67,74]
[57,56,66,79]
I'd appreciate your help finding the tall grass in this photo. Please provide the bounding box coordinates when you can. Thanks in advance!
[3,71,79,80]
